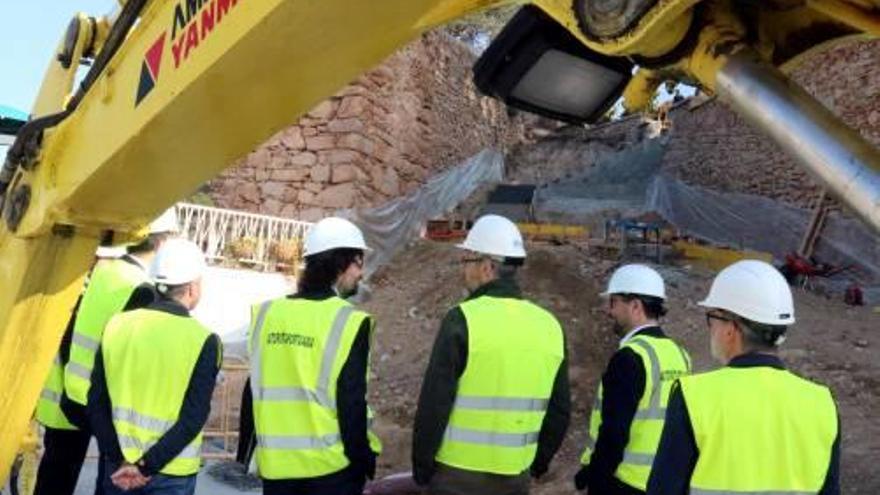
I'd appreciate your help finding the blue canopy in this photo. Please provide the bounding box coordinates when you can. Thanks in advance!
[0,104,28,122]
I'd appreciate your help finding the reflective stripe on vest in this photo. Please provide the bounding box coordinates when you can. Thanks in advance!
[251,303,353,410]
[117,435,200,460]
[435,296,565,476]
[36,354,77,430]
[66,259,148,405]
[581,334,691,490]
[104,309,211,476]
[257,433,342,450]
[250,297,382,479]
[680,367,837,494]
[444,427,539,447]
[454,396,548,411]
[689,490,816,495]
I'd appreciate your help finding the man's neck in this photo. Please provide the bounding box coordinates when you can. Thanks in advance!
[174,296,194,311]
[128,252,154,271]
[619,320,659,346]
[629,317,655,330]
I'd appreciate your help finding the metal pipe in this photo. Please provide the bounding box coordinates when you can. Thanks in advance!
[716,51,880,233]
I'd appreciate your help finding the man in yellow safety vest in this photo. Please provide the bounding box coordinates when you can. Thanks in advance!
[575,264,691,495]
[413,214,570,495]
[33,208,178,495]
[647,260,840,495]
[248,217,382,495]
[89,238,221,495]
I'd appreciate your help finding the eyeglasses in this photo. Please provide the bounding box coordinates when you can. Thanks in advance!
[460,257,485,264]
[705,312,733,327]
[607,295,631,308]
[352,257,364,269]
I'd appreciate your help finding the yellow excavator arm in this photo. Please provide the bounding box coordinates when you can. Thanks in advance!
[1,0,879,479]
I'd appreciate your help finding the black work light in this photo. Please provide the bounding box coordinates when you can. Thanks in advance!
[473,5,633,124]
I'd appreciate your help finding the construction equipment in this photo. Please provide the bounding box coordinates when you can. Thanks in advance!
[781,252,857,289]
[2,0,880,481]
[673,239,774,272]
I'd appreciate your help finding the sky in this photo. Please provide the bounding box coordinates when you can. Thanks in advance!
[0,1,118,113]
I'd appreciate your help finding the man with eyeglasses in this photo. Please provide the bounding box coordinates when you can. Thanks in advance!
[575,264,691,495]
[647,259,840,495]
[246,217,382,495]
[413,214,570,495]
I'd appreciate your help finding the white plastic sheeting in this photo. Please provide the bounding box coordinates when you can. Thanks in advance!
[533,138,666,222]
[346,149,505,278]
[190,150,503,351]
[646,175,880,286]
[192,266,294,356]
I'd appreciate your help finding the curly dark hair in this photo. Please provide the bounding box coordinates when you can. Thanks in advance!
[298,248,363,294]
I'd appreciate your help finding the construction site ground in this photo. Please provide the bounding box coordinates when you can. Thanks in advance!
[72,239,879,494]
[363,240,880,494]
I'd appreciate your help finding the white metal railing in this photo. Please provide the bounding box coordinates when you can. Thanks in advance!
[177,203,312,270]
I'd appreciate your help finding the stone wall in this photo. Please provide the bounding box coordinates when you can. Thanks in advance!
[508,37,880,211]
[208,31,533,221]
[208,34,880,218]
[661,38,880,208]
[506,115,644,185]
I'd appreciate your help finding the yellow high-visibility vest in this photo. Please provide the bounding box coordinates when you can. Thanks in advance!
[35,354,77,430]
[435,295,565,475]
[66,258,149,405]
[580,334,691,490]
[103,308,212,476]
[250,297,382,479]
[679,365,837,494]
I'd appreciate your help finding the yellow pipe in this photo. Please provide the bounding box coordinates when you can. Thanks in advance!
[674,0,747,93]
[30,14,93,118]
[622,69,663,114]
[808,0,880,36]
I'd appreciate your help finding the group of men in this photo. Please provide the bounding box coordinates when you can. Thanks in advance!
[32,211,840,495]
[33,208,220,495]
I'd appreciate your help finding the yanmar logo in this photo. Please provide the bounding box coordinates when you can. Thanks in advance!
[135,0,242,106]
[135,34,166,105]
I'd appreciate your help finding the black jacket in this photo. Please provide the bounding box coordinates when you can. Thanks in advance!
[412,277,571,485]
[646,353,840,495]
[88,297,222,476]
[580,326,669,495]
[236,289,377,490]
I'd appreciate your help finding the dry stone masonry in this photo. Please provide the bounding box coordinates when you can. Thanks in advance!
[662,38,880,209]
[209,33,880,218]
[208,31,534,221]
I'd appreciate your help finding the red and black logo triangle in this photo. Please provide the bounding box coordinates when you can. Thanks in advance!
[135,33,167,106]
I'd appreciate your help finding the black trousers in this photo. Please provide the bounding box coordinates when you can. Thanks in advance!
[34,427,105,495]
[428,464,530,495]
[262,466,366,495]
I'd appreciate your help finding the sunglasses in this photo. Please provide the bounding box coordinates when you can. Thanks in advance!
[460,257,485,264]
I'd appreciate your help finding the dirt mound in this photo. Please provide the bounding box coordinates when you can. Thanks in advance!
[364,240,880,494]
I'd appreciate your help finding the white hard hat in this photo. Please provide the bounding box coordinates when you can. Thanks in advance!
[303,217,370,257]
[149,238,206,286]
[95,246,126,259]
[149,207,179,234]
[699,260,794,325]
[602,264,666,299]
[457,215,526,259]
